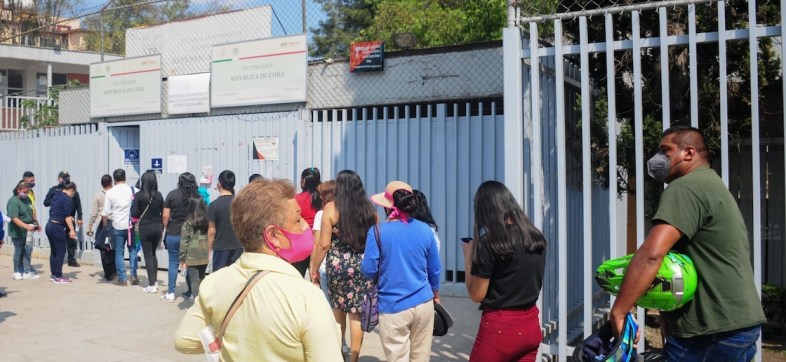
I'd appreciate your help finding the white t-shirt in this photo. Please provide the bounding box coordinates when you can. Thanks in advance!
[102,183,136,230]
[312,210,326,274]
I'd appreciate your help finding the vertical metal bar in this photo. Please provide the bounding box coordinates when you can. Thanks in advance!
[503,27,525,204]
[748,1,762,360]
[688,4,698,127]
[530,22,543,231]
[605,13,618,261]
[579,15,593,341]
[507,0,517,27]
[554,19,568,362]
[782,0,786,294]
[718,1,729,186]
[659,7,670,129]
[632,10,647,352]
[301,0,307,33]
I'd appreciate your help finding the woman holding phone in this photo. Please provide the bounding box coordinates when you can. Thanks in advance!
[462,180,547,362]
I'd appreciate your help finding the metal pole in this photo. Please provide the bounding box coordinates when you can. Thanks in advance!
[100,10,105,62]
[301,0,306,33]
[507,0,517,27]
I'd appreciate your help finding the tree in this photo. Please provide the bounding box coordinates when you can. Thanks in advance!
[310,0,378,59]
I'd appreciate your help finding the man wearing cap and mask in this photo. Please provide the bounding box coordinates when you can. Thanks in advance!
[44,171,83,267]
[609,125,765,361]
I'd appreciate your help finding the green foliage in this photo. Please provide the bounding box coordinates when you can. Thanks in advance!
[310,0,509,58]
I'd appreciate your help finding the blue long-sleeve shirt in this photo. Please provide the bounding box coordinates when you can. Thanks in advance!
[362,219,441,314]
[49,192,73,225]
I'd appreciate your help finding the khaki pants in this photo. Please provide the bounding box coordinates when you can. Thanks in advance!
[378,300,435,362]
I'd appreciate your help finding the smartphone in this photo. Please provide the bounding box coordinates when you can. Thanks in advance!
[460,237,473,243]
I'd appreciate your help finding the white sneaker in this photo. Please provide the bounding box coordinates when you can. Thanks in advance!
[161,293,175,303]
[13,272,22,280]
[23,273,40,280]
[142,285,158,293]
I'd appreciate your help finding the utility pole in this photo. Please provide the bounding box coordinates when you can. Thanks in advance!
[301,0,306,34]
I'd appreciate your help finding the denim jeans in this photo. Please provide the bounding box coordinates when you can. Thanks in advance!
[664,325,760,362]
[112,228,128,282]
[12,237,32,274]
[127,236,141,280]
[165,234,181,294]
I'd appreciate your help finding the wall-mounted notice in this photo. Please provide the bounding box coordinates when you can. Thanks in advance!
[252,137,279,160]
[211,34,307,108]
[167,73,210,115]
[167,154,187,174]
[90,55,162,118]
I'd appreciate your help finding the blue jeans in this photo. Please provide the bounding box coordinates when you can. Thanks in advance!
[113,228,141,282]
[165,234,181,294]
[12,237,32,274]
[211,248,243,272]
[664,325,760,362]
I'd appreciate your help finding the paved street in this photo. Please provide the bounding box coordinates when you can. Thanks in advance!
[0,253,479,361]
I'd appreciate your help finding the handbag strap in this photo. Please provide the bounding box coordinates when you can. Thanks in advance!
[216,270,271,345]
[373,225,382,283]
[138,198,152,223]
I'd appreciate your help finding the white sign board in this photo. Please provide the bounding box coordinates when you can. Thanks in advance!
[211,34,307,108]
[90,55,162,118]
[253,137,279,160]
[167,154,187,174]
[167,73,210,115]
[126,6,272,77]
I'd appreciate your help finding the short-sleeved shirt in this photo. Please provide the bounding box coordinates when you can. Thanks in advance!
[655,166,766,337]
[471,225,546,310]
[164,189,190,236]
[49,192,73,224]
[7,195,34,239]
[207,195,241,251]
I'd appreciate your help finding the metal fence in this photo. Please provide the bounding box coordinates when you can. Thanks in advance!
[506,0,785,360]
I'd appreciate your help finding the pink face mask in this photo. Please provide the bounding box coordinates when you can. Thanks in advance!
[265,226,314,263]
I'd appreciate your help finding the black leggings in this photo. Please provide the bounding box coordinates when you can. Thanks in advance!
[45,222,68,278]
[138,223,163,287]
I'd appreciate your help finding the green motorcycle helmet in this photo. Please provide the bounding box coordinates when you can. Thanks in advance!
[595,252,697,311]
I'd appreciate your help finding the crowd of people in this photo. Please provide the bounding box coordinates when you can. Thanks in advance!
[1,126,767,362]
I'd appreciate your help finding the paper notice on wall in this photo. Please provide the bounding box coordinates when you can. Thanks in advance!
[252,137,279,161]
[167,154,187,174]
[200,165,213,184]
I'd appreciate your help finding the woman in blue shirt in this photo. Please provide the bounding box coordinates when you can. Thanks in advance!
[363,180,441,362]
[45,182,77,284]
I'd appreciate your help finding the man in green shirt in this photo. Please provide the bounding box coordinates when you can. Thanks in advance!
[610,126,765,361]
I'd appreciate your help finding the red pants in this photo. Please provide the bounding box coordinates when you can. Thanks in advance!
[469,305,542,362]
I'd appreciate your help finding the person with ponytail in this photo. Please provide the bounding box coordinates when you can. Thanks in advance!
[207,170,242,272]
[462,180,547,362]
[293,167,321,276]
[162,172,200,302]
[363,181,441,362]
[309,170,376,362]
[131,170,164,293]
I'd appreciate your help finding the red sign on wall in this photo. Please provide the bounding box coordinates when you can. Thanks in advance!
[350,41,384,73]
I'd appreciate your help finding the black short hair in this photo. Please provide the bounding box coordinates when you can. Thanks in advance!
[249,174,263,183]
[112,169,126,182]
[23,171,34,178]
[101,174,112,187]
[218,170,236,194]
[663,125,710,160]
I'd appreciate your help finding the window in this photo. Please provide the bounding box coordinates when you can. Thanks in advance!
[36,73,67,97]
[0,69,23,97]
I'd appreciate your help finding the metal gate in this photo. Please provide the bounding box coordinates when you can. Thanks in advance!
[504,0,785,360]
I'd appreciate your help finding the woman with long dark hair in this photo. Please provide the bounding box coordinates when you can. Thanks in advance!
[410,189,440,250]
[462,180,547,362]
[363,181,441,362]
[179,197,209,299]
[293,167,322,276]
[162,172,199,303]
[309,170,376,362]
[131,170,164,293]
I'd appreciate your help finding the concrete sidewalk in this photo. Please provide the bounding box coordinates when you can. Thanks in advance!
[0,253,479,361]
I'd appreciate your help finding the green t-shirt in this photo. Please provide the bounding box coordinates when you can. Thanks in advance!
[654,166,766,337]
[7,195,34,239]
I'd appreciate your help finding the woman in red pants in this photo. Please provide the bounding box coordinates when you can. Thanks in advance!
[462,181,547,362]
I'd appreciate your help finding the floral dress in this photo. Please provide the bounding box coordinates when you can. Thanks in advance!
[326,226,372,313]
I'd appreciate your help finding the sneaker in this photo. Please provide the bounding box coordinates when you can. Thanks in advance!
[181,291,192,298]
[52,277,73,284]
[142,285,158,293]
[22,273,40,280]
[130,277,140,286]
[67,261,80,267]
[114,280,128,286]
[161,293,175,303]
[13,272,22,280]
